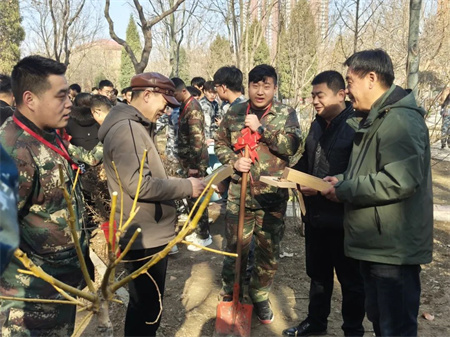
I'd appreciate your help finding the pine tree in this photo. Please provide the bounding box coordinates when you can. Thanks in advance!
[119,16,142,89]
[207,35,233,76]
[277,0,317,102]
[0,0,25,74]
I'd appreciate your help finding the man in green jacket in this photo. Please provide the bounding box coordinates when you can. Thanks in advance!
[322,49,433,337]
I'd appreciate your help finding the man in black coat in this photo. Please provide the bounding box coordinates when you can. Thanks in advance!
[283,71,365,337]
[0,74,15,126]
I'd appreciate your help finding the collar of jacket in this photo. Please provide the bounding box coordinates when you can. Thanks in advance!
[0,100,10,108]
[249,100,279,117]
[362,84,397,128]
[14,109,57,143]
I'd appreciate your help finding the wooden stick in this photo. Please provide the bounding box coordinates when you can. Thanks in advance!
[0,295,77,305]
[108,191,118,254]
[13,249,96,302]
[59,165,96,294]
[112,161,124,230]
[180,240,238,257]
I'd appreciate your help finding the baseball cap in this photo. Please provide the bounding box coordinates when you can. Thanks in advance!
[130,72,180,107]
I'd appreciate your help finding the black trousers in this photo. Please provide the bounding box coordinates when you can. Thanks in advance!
[360,261,421,337]
[305,225,365,336]
[124,246,168,337]
[187,197,210,239]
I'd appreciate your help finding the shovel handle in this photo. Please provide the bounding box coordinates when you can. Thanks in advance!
[233,145,250,302]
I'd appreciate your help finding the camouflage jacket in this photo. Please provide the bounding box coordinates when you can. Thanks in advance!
[68,142,103,167]
[0,112,86,304]
[215,101,302,209]
[177,97,209,175]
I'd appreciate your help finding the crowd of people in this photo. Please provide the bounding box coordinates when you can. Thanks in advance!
[0,48,437,337]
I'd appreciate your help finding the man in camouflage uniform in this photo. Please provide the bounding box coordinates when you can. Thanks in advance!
[0,55,88,337]
[215,64,302,324]
[172,77,211,251]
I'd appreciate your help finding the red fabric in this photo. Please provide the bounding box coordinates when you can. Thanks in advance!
[233,127,261,163]
[101,220,121,257]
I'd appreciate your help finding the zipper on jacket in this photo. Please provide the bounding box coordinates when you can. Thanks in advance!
[375,207,382,235]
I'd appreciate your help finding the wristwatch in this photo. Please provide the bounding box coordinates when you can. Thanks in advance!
[257,125,265,136]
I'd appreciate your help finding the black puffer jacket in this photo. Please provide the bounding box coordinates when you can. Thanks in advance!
[66,106,99,151]
[295,102,357,229]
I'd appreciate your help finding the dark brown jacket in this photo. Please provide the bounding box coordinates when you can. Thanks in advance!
[98,104,192,249]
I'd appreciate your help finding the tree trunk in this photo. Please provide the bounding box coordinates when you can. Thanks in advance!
[353,0,360,53]
[406,0,421,97]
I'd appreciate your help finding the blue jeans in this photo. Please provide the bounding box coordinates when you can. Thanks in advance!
[360,261,421,337]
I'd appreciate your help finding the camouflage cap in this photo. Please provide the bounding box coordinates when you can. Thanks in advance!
[130,72,180,108]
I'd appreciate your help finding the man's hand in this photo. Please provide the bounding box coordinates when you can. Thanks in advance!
[244,114,262,132]
[188,177,206,198]
[299,185,318,196]
[234,157,252,173]
[321,176,341,202]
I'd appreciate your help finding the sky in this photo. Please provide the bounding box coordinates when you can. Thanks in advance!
[101,0,133,39]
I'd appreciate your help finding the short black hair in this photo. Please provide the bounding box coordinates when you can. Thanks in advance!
[186,86,201,97]
[91,87,98,91]
[203,81,216,92]
[0,74,12,94]
[69,83,81,93]
[91,94,113,111]
[248,64,277,86]
[311,71,345,94]
[121,86,132,95]
[73,92,92,108]
[171,77,186,91]
[344,49,395,88]
[213,66,243,92]
[11,55,67,105]
[191,77,205,88]
[98,79,114,90]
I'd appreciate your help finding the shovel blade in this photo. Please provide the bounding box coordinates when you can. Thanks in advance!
[215,301,253,337]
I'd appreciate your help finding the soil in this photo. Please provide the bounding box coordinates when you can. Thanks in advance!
[77,147,450,337]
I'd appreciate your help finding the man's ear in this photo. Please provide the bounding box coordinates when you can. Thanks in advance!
[368,72,377,89]
[22,91,36,110]
[338,89,346,101]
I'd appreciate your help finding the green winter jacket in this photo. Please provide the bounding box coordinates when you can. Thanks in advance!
[335,85,433,265]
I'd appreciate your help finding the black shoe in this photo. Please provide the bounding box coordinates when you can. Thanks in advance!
[253,300,274,324]
[282,320,327,336]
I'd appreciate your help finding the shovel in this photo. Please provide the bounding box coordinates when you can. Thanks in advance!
[215,145,253,337]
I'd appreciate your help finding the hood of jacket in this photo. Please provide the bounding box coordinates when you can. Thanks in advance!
[363,85,425,128]
[98,104,151,142]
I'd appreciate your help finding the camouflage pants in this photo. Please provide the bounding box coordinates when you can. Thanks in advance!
[442,115,450,147]
[1,299,76,337]
[221,201,286,303]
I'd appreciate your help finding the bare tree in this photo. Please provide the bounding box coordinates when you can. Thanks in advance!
[334,0,383,54]
[150,0,201,77]
[104,0,186,74]
[25,0,102,66]
[406,0,422,94]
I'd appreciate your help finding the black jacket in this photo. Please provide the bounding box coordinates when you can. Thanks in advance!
[295,102,357,229]
[65,107,99,151]
[0,100,14,126]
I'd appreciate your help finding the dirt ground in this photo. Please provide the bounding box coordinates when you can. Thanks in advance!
[77,153,450,337]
